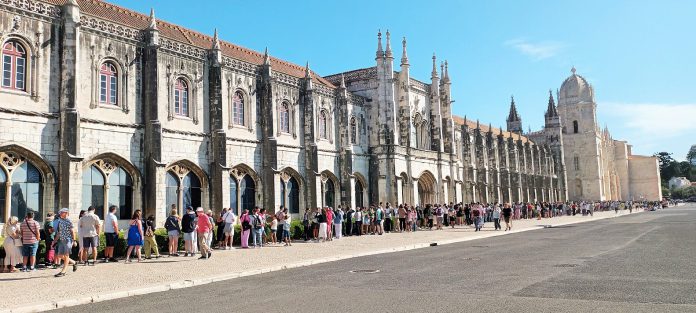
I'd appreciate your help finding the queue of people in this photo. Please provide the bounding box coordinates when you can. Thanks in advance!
[1,199,663,277]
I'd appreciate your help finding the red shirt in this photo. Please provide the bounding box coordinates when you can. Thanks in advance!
[197,213,211,233]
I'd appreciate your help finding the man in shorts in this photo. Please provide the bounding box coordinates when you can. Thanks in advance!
[103,205,119,262]
[222,208,236,249]
[79,207,101,265]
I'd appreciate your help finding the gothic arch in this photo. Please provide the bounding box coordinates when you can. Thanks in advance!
[353,172,368,208]
[0,143,55,221]
[416,170,437,205]
[320,169,339,208]
[82,152,143,218]
[91,56,128,112]
[165,159,209,212]
[229,163,262,215]
[279,167,304,214]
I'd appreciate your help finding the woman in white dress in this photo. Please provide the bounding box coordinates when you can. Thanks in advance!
[3,216,22,273]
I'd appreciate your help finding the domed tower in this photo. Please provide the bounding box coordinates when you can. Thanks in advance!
[557,67,604,201]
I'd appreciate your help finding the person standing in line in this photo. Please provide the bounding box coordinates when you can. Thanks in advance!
[250,207,263,248]
[345,207,354,237]
[329,207,337,239]
[354,208,362,236]
[20,211,41,272]
[205,210,215,249]
[143,215,160,259]
[282,208,292,246]
[448,205,457,229]
[125,210,144,263]
[384,204,392,233]
[3,216,22,273]
[269,214,278,245]
[196,207,212,259]
[502,203,513,231]
[181,207,197,256]
[312,208,321,240]
[302,208,311,241]
[222,208,236,249]
[215,209,227,248]
[78,207,101,265]
[42,212,56,267]
[492,205,501,231]
[53,208,78,277]
[275,207,285,246]
[240,209,251,248]
[399,204,407,233]
[103,205,119,262]
[76,210,86,263]
[333,207,344,239]
[165,209,181,256]
[318,207,328,242]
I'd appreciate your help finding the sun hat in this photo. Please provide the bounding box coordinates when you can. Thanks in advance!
[59,208,69,214]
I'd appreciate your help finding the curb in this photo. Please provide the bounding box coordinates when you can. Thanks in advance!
[7,210,644,313]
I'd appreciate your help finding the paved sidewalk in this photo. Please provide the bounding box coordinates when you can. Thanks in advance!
[1,209,642,312]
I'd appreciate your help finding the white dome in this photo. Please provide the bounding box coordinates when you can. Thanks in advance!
[559,67,594,104]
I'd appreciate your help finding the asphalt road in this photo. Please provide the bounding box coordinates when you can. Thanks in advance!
[54,206,696,313]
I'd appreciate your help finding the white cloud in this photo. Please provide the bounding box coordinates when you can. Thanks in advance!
[600,103,696,159]
[504,38,565,60]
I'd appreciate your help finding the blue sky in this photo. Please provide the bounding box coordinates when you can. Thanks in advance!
[113,0,696,160]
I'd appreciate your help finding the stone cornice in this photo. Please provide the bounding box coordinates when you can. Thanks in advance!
[0,107,58,118]
[0,0,61,21]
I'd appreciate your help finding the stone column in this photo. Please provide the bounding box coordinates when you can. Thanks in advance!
[207,43,227,214]
[257,53,278,212]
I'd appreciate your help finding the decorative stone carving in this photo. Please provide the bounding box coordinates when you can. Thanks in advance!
[0,152,24,172]
[168,164,190,179]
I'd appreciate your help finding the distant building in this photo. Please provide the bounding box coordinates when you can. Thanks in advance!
[669,177,692,190]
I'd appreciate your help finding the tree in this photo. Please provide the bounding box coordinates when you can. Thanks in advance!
[687,145,696,165]
[654,152,675,174]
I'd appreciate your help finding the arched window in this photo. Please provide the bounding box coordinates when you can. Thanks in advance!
[287,177,299,214]
[109,167,133,220]
[280,102,290,133]
[229,176,238,215]
[232,90,245,126]
[2,40,27,91]
[82,163,133,219]
[573,120,579,133]
[0,169,6,222]
[174,78,189,117]
[10,161,42,220]
[182,172,201,210]
[99,62,118,105]
[240,175,255,212]
[166,168,201,214]
[166,171,178,212]
[350,117,357,144]
[355,179,364,208]
[318,110,328,139]
[82,165,105,218]
[324,179,335,208]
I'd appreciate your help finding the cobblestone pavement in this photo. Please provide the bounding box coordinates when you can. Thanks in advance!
[0,209,642,312]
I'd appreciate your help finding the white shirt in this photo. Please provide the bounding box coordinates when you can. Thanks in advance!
[223,211,237,224]
[104,212,117,233]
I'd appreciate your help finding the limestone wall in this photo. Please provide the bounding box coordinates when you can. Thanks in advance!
[628,156,662,201]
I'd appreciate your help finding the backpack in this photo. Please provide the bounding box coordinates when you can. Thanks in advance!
[252,215,262,229]
[436,208,443,215]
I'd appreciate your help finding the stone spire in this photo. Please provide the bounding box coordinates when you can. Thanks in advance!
[476,119,480,129]
[66,0,79,7]
[211,28,220,50]
[304,62,313,90]
[400,37,409,66]
[440,62,445,85]
[488,122,493,134]
[443,61,450,84]
[263,47,270,65]
[431,53,438,79]
[376,30,383,60]
[148,8,157,30]
[507,96,520,122]
[385,30,393,59]
[340,73,346,89]
[507,95,523,134]
[545,89,558,118]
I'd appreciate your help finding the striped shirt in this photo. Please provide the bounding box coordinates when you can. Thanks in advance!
[20,219,40,244]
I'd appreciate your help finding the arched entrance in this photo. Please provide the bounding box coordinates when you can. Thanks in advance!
[165,161,207,216]
[353,172,368,208]
[417,171,436,205]
[229,164,260,216]
[320,170,339,209]
[280,167,303,214]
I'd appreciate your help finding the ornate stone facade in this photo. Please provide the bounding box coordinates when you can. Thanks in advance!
[0,0,659,227]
